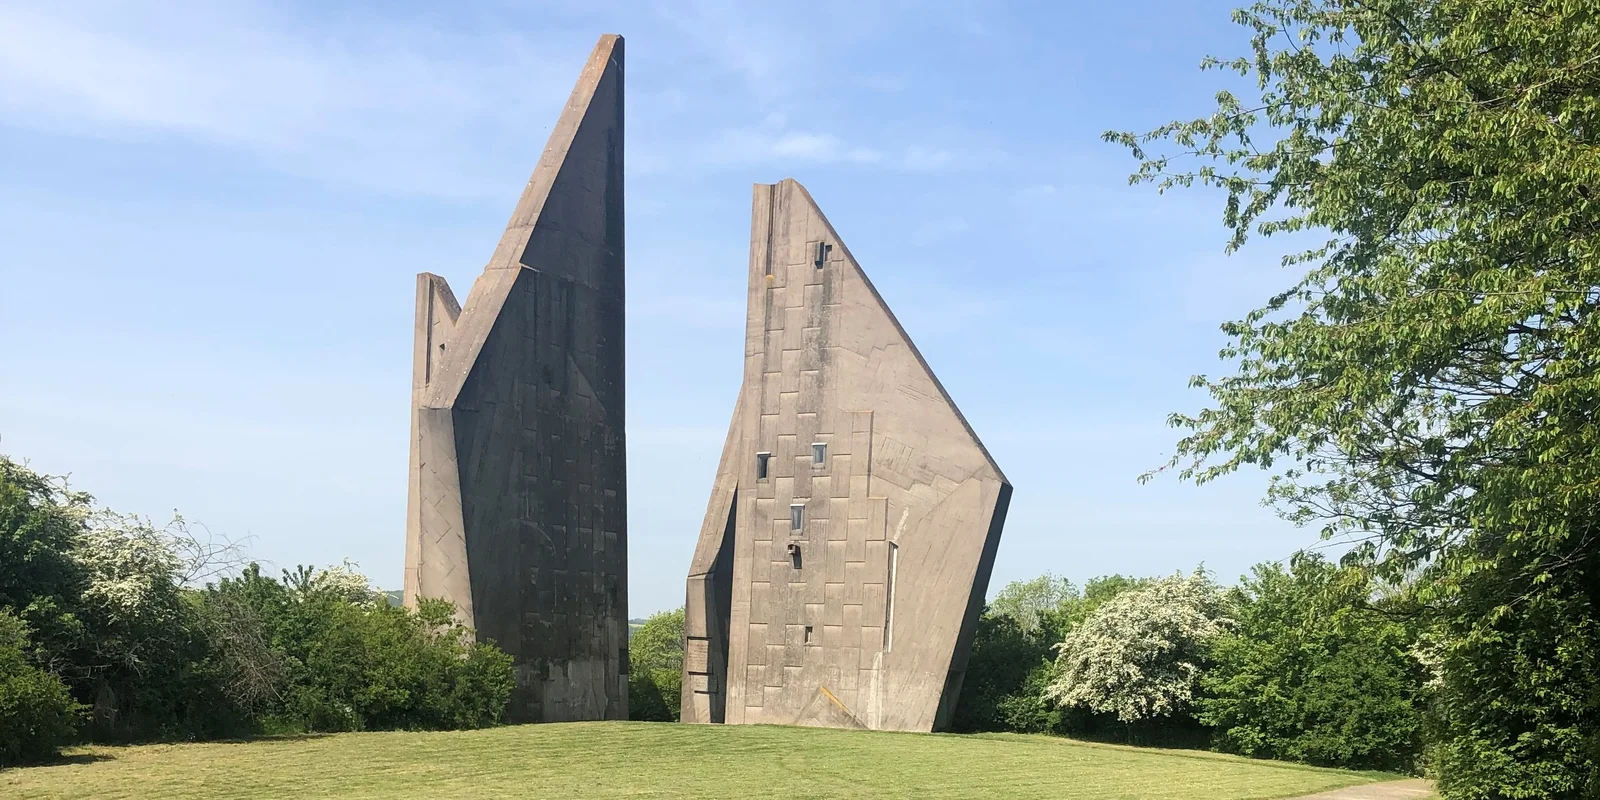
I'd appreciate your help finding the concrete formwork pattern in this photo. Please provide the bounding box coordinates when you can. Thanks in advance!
[682,179,1012,732]
[403,34,628,724]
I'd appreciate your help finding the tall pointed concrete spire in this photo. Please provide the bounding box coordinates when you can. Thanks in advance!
[682,179,1011,732]
[404,34,627,724]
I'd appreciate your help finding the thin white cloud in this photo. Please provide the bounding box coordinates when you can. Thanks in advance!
[0,1,1010,190]
[707,125,884,165]
[0,2,573,196]
[704,118,999,173]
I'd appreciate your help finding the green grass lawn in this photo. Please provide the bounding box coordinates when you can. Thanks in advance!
[0,722,1400,799]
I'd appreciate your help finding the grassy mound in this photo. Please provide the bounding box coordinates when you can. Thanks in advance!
[0,721,1399,799]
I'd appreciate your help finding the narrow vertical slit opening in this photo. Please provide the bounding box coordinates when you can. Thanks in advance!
[789,503,805,531]
[884,541,898,652]
[756,452,771,480]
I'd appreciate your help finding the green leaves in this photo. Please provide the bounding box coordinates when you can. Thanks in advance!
[1123,0,1600,793]
[1197,555,1426,772]
[627,608,684,722]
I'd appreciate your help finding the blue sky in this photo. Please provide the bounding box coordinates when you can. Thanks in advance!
[0,0,1325,615]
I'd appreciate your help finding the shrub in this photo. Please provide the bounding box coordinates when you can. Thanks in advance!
[0,611,81,766]
[1198,555,1426,772]
[0,456,91,680]
[628,608,684,722]
[954,573,1164,735]
[1426,552,1599,798]
[209,565,514,733]
[951,613,1055,733]
[1047,570,1230,724]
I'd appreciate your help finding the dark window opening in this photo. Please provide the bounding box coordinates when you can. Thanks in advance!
[804,625,814,645]
[756,452,771,480]
[787,542,802,568]
[814,241,832,268]
[812,442,827,466]
[790,503,804,531]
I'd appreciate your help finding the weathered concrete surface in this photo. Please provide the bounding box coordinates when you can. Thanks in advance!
[403,34,627,724]
[682,179,1011,732]
[1290,779,1434,800]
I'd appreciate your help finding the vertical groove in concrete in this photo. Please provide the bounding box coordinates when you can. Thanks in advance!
[404,34,627,724]
[682,179,1010,732]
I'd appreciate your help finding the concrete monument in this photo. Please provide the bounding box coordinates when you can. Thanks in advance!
[681,179,1011,731]
[403,34,627,723]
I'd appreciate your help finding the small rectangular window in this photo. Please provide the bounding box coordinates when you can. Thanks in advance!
[756,452,771,480]
[790,503,804,531]
[804,625,814,645]
[812,442,827,466]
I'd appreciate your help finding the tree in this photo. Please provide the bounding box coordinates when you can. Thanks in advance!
[1047,571,1231,724]
[0,456,91,677]
[950,612,1055,733]
[0,611,81,766]
[627,608,684,722]
[956,573,1160,735]
[1198,554,1427,772]
[0,457,212,738]
[989,574,1078,635]
[1116,1,1600,794]
[206,563,514,733]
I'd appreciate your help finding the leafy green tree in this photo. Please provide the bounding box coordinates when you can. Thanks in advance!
[206,564,514,733]
[627,608,684,722]
[951,612,1054,733]
[0,457,222,739]
[956,573,1158,734]
[0,456,91,677]
[0,611,81,766]
[1115,0,1600,793]
[1048,571,1231,724]
[989,574,1078,635]
[1199,554,1426,772]
[1040,574,1153,643]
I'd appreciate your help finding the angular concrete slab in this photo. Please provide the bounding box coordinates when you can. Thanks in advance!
[682,179,1011,732]
[403,34,627,724]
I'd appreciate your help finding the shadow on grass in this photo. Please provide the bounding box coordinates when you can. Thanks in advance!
[2,730,340,771]
[45,751,115,766]
[0,750,116,772]
[197,732,335,745]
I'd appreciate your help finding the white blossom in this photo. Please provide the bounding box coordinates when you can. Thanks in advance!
[306,559,379,605]
[74,510,184,626]
[1047,570,1232,722]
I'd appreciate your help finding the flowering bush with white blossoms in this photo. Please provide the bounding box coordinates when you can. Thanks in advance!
[1046,570,1231,723]
[76,510,186,630]
[304,559,380,606]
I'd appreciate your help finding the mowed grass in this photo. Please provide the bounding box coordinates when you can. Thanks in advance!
[1,722,1398,799]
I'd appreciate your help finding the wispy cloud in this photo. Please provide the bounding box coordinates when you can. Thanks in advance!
[708,127,884,165]
[701,113,1005,173]
[0,2,574,196]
